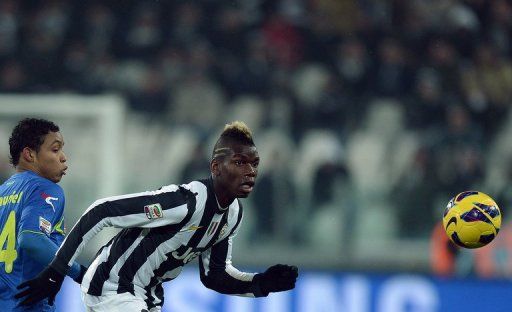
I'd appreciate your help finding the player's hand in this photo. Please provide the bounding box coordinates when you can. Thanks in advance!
[73,265,88,284]
[255,264,298,295]
[15,266,64,306]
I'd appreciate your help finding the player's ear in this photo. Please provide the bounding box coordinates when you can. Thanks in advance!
[210,159,221,176]
[21,147,35,163]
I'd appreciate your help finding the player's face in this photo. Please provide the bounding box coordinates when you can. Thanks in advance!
[216,144,259,200]
[32,131,67,183]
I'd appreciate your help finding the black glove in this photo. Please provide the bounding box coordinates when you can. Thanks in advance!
[73,265,88,284]
[15,266,65,306]
[254,264,298,296]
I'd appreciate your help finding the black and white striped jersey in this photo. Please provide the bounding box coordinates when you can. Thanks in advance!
[50,178,266,309]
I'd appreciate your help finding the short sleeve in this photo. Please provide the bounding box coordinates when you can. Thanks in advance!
[19,182,65,237]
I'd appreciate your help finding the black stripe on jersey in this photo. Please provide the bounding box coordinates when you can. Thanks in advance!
[88,228,143,296]
[53,187,196,273]
[200,201,243,273]
[116,191,197,295]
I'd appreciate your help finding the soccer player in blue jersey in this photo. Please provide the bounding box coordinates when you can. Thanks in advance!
[0,118,86,311]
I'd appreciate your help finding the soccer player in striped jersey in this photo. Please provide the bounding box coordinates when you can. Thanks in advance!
[16,121,298,312]
[0,118,86,312]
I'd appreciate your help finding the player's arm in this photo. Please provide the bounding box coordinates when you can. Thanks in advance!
[18,231,86,283]
[200,236,298,297]
[199,210,298,297]
[199,236,261,297]
[51,184,194,274]
[15,185,195,306]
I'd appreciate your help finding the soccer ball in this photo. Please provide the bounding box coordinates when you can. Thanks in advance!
[443,191,501,249]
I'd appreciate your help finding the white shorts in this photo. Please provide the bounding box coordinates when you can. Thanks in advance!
[82,291,161,312]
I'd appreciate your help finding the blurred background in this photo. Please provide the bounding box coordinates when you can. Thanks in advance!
[1,0,512,311]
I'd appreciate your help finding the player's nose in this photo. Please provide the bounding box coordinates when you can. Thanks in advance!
[246,165,257,177]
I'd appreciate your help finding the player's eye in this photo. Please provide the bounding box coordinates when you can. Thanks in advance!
[234,160,243,166]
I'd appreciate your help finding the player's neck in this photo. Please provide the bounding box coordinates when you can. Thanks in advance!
[16,162,40,177]
[211,178,233,209]
[215,194,229,211]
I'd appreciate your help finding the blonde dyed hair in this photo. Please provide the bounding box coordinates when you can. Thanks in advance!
[222,121,253,141]
[212,121,255,159]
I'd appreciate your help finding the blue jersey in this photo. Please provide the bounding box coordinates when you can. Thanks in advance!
[0,171,66,312]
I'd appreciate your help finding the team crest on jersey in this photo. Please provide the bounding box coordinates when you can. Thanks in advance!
[39,216,52,235]
[144,203,163,219]
[219,224,228,237]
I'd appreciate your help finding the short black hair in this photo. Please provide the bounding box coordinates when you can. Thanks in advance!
[212,121,255,159]
[9,118,60,166]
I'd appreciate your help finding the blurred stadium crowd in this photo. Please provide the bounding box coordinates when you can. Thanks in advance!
[1,0,512,272]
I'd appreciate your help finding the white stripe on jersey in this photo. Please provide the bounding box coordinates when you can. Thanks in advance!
[68,217,110,267]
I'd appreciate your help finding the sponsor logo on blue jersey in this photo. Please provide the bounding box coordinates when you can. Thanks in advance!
[40,192,58,212]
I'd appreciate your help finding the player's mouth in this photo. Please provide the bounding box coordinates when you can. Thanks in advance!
[240,181,255,193]
[62,167,68,175]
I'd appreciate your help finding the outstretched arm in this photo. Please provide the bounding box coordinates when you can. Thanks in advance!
[199,236,298,297]
[52,184,193,275]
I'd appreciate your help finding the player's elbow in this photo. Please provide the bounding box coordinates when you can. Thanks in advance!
[200,273,215,290]
[18,231,36,251]
[200,271,228,294]
[18,231,51,257]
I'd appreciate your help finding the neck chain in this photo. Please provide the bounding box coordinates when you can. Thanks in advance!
[215,194,229,211]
